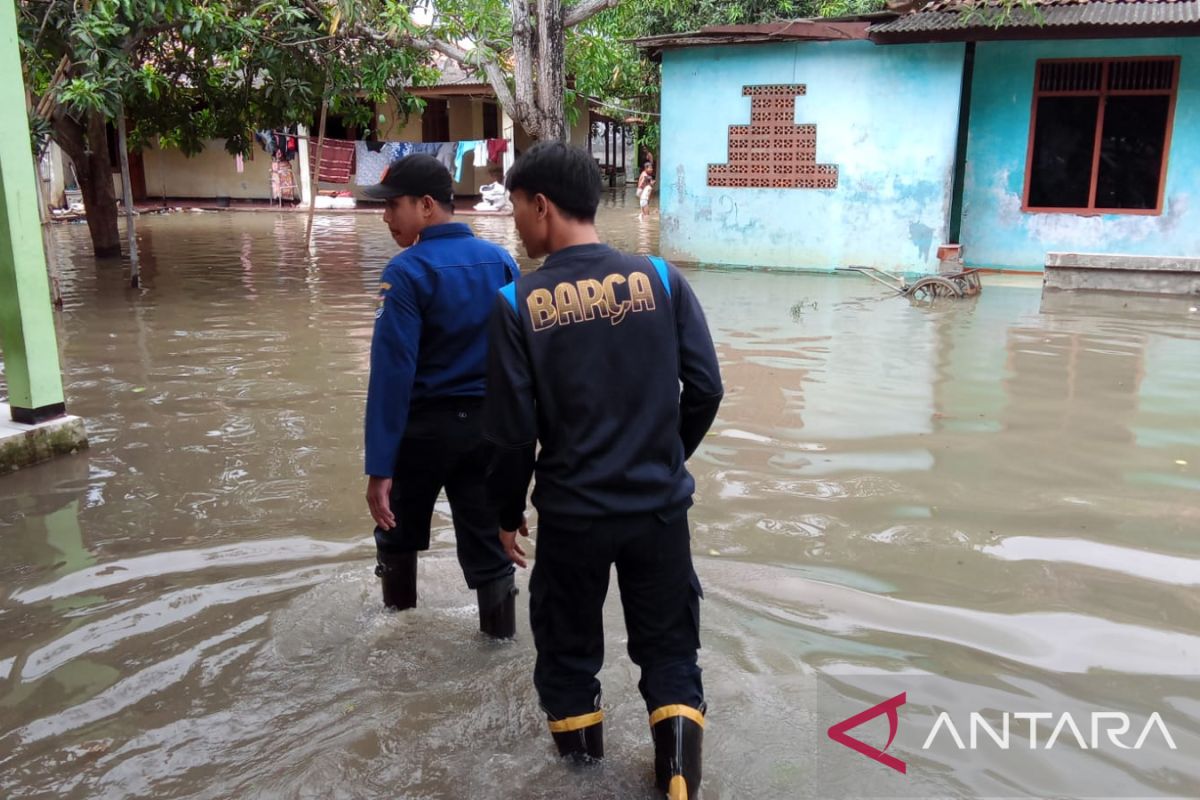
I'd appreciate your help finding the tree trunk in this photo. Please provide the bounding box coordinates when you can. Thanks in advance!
[52,109,121,258]
[535,0,567,142]
[510,0,540,139]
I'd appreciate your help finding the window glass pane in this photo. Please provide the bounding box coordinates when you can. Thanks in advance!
[1028,96,1099,208]
[1095,95,1170,210]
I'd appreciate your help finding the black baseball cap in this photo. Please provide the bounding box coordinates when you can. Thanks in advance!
[363,154,453,202]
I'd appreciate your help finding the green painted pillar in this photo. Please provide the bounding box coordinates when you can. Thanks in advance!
[0,0,67,424]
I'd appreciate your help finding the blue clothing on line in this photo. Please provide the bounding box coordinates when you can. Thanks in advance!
[454,141,484,182]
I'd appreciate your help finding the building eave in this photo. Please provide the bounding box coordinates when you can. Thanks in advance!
[870,19,1200,41]
[869,0,1200,42]
[633,20,879,60]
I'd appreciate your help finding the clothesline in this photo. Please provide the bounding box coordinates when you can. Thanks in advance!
[309,136,514,186]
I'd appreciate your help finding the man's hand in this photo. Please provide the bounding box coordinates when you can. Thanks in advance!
[500,515,530,568]
[366,476,395,530]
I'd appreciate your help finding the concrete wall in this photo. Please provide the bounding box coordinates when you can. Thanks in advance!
[962,38,1200,271]
[570,100,590,150]
[142,139,275,200]
[660,40,965,272]
[377,98,423,141]
[142,93,574,201]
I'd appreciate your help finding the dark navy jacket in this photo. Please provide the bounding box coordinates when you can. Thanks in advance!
[365,223,519,477]
[483,244,723,529]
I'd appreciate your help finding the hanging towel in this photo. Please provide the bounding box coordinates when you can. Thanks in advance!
[487,138,508,163]
[454,141,481,182]
[354,140,392,186]
[313,138,356,184]
[474,140,488,166]
[235,154,244,174]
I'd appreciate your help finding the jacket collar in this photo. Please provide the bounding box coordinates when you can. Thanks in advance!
[419,222,474,242]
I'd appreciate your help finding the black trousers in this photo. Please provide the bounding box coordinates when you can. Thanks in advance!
[530,506,704,719]
[373,399,513,589]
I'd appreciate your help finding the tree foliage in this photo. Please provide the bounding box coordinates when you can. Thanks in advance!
[567,0,888,154]
[18,0,437,255]
[20,0,435,157]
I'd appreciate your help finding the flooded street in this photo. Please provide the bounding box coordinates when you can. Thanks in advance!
[2,190,1199,798]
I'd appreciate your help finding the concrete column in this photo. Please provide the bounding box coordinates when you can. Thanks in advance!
[501,109,516,174]
[296,125,313,207]
[0,0,67,424]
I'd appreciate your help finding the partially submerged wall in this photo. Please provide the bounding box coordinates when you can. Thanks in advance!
[660,40,965,273]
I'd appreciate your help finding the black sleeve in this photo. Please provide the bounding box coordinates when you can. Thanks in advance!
[482,293,537,531]
[671,267,723,459]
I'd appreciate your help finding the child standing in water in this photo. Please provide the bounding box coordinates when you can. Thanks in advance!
[637,162,655,217]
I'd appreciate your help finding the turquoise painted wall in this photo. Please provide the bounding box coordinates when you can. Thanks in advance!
[660,41,966,273]
[962,38,1200,271]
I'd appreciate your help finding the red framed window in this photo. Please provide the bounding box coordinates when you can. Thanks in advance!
[1023,57,1180,215]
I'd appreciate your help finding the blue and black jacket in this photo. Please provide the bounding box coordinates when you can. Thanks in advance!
[365,222,520,477]
[483,243,724,530]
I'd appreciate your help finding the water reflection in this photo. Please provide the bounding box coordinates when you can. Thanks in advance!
[1,194,1198,798]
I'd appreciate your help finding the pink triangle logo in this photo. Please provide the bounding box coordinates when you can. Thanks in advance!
[827,692,908,774]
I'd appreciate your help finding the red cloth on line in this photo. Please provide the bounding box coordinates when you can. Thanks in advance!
[487,138,508,163]
[312,138,356,184]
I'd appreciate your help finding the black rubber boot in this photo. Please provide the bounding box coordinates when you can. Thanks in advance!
[651,704,705,800]
[375,550,417,610]
[477,573,518,639]
[548,705,605,763]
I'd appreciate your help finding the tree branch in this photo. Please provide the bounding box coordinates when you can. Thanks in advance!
[563,0,622,29]
[349,22,522,131]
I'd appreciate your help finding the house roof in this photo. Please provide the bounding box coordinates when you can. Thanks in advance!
[410,55,494,97]
[870,0,1200,40]
[632,19,880,58]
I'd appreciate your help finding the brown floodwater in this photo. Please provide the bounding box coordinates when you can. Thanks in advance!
[2,190,1199,799]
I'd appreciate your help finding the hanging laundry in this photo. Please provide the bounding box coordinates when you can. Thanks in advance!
[474,140,488,166]
[235,154,244,174]
[354,140,392,186]
[271,160,296,202]
[487,138,509,164]
[390,142,414,159]
[411,142,442,157]
[454,140,484,182]
[436,142,456,174]
[313,138,355,184]
[365,140,387,153]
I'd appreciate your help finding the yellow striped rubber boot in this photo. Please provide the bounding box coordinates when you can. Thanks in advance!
[548,708,604,763]
[650,704,705,800]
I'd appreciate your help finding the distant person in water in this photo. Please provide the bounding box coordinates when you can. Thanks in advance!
[361,154,520,638]
[637,162,655,217]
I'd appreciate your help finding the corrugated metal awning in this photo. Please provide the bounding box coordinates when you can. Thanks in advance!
[871,0,1200,35]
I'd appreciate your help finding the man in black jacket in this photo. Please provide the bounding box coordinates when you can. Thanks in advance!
[483,142,723,800]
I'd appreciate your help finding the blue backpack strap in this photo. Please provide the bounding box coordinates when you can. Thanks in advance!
[499,282,518,315]
[647,255,671,299]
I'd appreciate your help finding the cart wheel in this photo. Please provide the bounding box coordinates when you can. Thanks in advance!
[908,276,964,305]
[951,270,982,297]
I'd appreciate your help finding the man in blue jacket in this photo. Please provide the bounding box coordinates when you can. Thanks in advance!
[483,142,723,799]
[363,154,520,638]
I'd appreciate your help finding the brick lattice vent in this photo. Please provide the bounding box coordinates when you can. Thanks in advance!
[708,85,838,190]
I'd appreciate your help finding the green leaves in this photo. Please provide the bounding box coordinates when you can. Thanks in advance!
[20,0,438,162]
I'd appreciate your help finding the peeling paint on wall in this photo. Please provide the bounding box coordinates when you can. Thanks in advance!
[962,38,1200,271]
[660,40,965,273]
